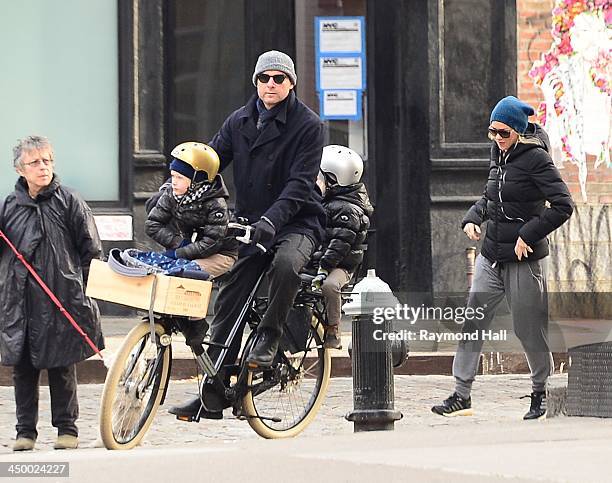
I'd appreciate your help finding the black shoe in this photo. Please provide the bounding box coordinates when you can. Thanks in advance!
[179,318,209,347]
[246,329,280,368]
[431,392,473,417]
[324,326,342,350]
[168,396,223,422]
[522,391,546,420]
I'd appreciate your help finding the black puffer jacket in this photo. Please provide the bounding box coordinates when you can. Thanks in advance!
[0,176,104,368]
[145,175,238,259]
[312,183,373,272]
[462,123,573,263]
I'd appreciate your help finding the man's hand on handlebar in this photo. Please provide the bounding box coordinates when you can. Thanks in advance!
[251,217,276,245]
[227,222,267,253]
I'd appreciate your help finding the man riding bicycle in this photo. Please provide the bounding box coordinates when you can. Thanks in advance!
[169,50,325,420]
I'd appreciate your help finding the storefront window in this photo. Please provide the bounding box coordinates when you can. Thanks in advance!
[0,1,119,201]
[295,0,367,158]
[167,0,247,199]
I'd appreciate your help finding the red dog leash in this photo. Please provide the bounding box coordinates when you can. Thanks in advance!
[0,229,103,360]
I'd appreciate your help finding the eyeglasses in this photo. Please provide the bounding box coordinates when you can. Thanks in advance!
[22,158,54,168]
[488,127,512,139]
[256,73,287,85]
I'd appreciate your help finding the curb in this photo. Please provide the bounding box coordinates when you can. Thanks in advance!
[0,352,570,386]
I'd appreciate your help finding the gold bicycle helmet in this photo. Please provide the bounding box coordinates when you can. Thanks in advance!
[170,142,220,182]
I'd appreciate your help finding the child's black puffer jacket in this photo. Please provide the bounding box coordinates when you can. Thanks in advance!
[312,182,373,272]
[145,175,238,259]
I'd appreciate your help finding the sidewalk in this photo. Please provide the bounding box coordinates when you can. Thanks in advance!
[2,315,610,386]
[2,374,612,482]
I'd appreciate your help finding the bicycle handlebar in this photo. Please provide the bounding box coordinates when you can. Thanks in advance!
[227,222,267,253]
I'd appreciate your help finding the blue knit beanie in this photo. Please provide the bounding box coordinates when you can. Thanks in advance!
[490,96,535,134]
[169,158,207,183]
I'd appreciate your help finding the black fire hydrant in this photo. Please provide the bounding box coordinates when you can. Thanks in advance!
[344,270,403,432]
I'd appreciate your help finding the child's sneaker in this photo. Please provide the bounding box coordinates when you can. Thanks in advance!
[324,326,342,350]
[431,392,473,416]
[522,391,546,420]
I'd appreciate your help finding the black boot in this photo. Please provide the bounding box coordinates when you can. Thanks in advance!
[246,329,280,368]
[522,391,546,420]
[168,396,223,422]
[179,318,209,347]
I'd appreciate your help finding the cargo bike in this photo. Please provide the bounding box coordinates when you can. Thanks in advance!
[87,223,332,449]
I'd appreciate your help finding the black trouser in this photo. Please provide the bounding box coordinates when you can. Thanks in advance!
[208,233,315,370]
[13,340,79,440]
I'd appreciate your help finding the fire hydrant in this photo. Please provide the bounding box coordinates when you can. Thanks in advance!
[343,269,403,431]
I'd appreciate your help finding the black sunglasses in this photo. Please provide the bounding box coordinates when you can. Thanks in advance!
[256,73,287,85]
[488,127,513,139]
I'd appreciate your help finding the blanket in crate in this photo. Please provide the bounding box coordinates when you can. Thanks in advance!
[109,248,209,279]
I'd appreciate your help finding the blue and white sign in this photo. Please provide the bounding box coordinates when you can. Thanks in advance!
[320,90,362,121]
[319,56,364,90]
[317,17,364,54]
[315,16,366,120]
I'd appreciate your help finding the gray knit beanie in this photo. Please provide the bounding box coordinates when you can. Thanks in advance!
[252,50,297,86]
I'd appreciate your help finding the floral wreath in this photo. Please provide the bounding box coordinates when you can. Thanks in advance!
[528,0,611,163]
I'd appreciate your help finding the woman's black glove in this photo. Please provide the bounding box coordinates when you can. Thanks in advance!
[251,217,276,245]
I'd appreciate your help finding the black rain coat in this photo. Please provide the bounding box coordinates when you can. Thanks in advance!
[0,176,104,368]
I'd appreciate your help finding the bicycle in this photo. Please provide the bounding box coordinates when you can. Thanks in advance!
[98,223,332,449]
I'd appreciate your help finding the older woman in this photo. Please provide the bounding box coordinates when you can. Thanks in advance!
[1,136,103,450]
[432,96,574,420]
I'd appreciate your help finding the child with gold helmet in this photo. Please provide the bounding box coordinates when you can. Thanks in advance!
[145,142,238,278]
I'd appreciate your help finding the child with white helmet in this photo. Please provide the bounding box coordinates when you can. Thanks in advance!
[311,145,374,349]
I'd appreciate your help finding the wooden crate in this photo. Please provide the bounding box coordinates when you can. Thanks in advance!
[86,259,212,318]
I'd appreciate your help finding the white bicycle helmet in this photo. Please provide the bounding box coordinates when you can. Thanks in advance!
[320,145,363,186]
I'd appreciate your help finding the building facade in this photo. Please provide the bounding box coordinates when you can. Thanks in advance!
[1,0,608,315]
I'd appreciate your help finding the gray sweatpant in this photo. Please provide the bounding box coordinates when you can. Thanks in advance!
[453,254,553,399]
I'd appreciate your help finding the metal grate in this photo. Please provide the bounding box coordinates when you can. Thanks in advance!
[567,342,612,418]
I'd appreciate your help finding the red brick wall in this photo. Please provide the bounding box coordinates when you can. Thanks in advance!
[517,0,612,204]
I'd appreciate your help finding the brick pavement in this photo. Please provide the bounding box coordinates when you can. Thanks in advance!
[0,373,576,454]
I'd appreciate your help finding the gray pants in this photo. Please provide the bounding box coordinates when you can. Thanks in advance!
[453,254,553,399]
[321,268,351,327]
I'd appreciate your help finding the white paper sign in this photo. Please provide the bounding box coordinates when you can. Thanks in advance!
[94,215,133,241]
[319,18,363,53]
[323,90,358,117]
[319,56,363,90]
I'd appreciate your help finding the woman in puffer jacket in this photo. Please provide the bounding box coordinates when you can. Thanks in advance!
[432,96,573,421]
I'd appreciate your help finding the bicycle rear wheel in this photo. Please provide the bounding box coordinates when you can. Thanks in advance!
[242,314,331,438]
[100,322,171,450]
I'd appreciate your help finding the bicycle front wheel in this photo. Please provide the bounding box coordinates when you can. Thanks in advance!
[100,321,171,450]
[242,314,331,438]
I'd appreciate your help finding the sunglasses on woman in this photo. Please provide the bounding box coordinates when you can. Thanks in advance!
[488,127,513,139]
[256,73,287,85]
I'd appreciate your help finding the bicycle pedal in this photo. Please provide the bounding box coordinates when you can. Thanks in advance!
[176,414,200,423]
